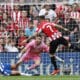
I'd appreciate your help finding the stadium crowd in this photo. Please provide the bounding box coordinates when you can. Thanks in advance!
[0,2,80,52]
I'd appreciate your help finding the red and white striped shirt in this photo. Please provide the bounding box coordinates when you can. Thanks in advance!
[36,21,62,41]
[70,11,80,20]
[19,17,29,30]
[11,10,22,24]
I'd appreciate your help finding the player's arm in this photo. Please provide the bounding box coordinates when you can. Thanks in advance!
[52,23,69,32]
[17,42,33,58]
[17,47,27,58]
[22,32,38,43]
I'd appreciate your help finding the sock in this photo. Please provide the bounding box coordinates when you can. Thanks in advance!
[55,56,64,63]
[28,64,39,70]
[51,56,58,70]
[70,44,80,51]
[20,73,32,76]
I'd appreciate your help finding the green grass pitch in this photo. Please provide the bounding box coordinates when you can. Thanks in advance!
[0,75,80,80]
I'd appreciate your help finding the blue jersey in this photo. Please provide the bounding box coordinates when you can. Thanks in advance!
[0,62,11,76]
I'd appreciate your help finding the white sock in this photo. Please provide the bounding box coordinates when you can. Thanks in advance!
[55,56,64,63]
[20,73,32,76]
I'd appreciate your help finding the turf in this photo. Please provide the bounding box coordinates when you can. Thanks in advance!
[0,75,80,80]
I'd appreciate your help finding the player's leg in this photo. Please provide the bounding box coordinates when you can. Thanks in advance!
[50,37,69,75]
[15,53,30,69]
[10,70,20,76]
[49,40,60,75]
[3,69,32,76]
[11,70,31,76]
[27,55,40,70]
[55,55,64,63]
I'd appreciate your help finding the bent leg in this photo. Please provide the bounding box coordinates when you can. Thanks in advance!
[27,56,40,70]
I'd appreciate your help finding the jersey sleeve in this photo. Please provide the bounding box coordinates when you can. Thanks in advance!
[36,24,42,33]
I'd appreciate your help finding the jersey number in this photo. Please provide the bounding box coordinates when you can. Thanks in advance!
[46,25,54,32]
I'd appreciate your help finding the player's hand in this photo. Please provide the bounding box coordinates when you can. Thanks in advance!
[64,28,69,32]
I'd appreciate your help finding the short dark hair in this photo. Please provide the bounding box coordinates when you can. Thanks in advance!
[39,16,45,20]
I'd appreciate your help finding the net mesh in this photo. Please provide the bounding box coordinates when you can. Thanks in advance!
[0,0,80,75]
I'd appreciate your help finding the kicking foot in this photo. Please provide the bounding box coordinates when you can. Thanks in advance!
[51,69,60,75]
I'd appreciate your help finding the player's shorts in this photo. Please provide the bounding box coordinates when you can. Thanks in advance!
[20,53,40,62]
[0,63,11,76]
[49,37,68,55]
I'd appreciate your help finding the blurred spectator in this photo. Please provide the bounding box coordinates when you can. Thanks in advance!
[29,5,39,20]
[14,0,25,3]
[55,5,64,20]
[0,6,2,20]
[25,20,36,37]
[4,37,11,51]
[4,39,19,52]
[2,4,12,15]
[21,5,30,14]
[29,5,40,27]
[2,12,9,25]
[18,30,27,50]
[39,4,57,22]
[0,38,4,52]
[33,18,39,27]
[77,6,80,13]
[58,12,79,43]
[63,4,72,13]
[30,5,39,18]
[11,5,21,24]
[0,23,8,38]
[1,23,8,38]
[6,17,19,38]
[19,10,29,30]
[70,3,80,21]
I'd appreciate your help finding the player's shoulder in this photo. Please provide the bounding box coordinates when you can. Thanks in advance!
[29,39,36,45]
[41,41,47,46]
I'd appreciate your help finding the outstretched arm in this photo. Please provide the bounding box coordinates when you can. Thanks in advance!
[22,32,38,43]
[52,23,69,32]
[17,47,26,58]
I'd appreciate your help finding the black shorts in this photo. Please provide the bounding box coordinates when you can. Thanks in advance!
[49,37,68,55]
